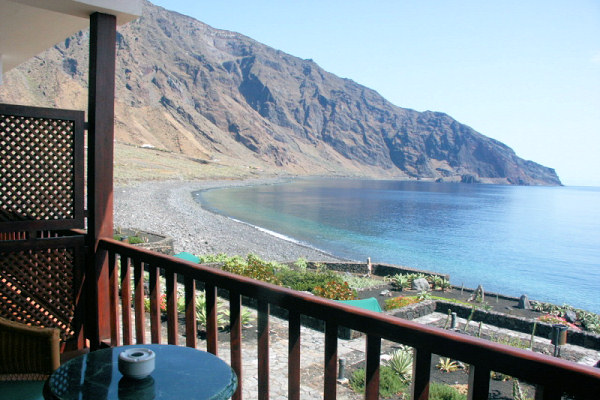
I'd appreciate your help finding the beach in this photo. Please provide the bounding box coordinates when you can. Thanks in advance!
[114,179,343,262]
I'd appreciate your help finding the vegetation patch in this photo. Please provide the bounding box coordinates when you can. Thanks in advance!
[222,254,283,285]
[313,281,357,300]
[532,301,597,332]
[113,234,146,244]
[384,296,422,311]
[387,272,450,291]
[429,382,467,400]
[349,366,408,398]
[277,268,343,292]
[199,254,361,301]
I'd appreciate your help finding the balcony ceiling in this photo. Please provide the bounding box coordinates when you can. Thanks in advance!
[0,0,141,73]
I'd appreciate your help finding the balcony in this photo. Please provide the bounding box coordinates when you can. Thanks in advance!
[1,2,599,400]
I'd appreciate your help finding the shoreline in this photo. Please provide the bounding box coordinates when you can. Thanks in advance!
[114,178,345,262]
[114,179,599,314]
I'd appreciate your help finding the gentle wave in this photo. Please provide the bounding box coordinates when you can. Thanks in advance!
[225,215,339,258]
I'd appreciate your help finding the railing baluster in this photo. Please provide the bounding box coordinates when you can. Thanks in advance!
[97,239,600,400]
[411,349,431,400]
[149,263,160,344]
[288,311,300,400]
[133,258,145,344]
[258,300,270,400]
[230,291,242,400]
[467,365,490,400]
[108,250,120,346]
[324,321,338,400]
[365,335,381,400]
[120,256,132,345]
[206,283,218,355]
[165,270,178,345]
[184,277,196,348]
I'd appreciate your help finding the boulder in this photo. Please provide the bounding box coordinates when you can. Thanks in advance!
[564,310,577,323]
[468,285,485,303]
[412,278,430,292]
[518,294,531,310]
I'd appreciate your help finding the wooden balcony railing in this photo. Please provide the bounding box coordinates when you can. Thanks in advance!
[99,238,600,400]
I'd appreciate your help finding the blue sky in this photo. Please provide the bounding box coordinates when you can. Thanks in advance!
[152,0,600,186]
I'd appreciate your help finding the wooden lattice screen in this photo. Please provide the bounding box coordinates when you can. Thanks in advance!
[0,238,84,343]
[0,103,85,346]
[0,104,84,232]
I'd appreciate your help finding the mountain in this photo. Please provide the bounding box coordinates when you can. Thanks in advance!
[0,1,561,185]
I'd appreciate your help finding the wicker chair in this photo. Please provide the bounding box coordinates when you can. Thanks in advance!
[0,316,60,400]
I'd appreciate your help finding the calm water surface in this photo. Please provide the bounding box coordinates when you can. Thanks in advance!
[197,179,600,313]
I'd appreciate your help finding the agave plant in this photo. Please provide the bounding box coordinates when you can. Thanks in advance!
[417,290,431,301]
[385,346,413,384]
[431,276,444,290]
[438,278,452,292]
[436,357,460,373]
[195,293,227,329]
[222,307,255,327]
[389,274,409,290]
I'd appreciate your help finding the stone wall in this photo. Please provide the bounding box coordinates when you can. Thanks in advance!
[435,301,600,350]
[115,227,174,255]
[306,261,449,281]
[387,300,436,320]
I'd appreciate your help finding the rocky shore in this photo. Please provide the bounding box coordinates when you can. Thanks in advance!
[114,179,343,262]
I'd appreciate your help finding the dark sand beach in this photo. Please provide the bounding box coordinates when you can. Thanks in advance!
[114,179,343,262]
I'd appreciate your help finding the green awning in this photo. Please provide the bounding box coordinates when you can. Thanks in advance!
[173,251,200,263]
[336,297,382,313]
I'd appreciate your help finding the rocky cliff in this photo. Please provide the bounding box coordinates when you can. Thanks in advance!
[0,1,561,185]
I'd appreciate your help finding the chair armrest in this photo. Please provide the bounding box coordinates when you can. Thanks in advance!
[0,317,60,379]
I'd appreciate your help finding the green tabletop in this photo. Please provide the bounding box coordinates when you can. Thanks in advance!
[45,344,237,400]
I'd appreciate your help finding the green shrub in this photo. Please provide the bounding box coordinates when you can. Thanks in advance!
[277,269,342,292]
[429,382,467,400]
[349,366,408,398]
[127,236,145,244]
[198,253,233,263]
[294,257,308,271]
[223,254,282,285]
[313,280,357,300]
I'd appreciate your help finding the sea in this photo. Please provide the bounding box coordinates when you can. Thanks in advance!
[196,179,600,314]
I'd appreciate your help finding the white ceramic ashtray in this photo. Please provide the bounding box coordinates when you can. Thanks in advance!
[118,348,156,379]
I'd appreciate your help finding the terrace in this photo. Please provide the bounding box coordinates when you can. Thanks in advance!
[0,1,599,399]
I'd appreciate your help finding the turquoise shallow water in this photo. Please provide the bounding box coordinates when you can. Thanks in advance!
[197,179,600,313]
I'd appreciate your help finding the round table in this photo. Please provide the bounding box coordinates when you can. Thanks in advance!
[44,344,237,400]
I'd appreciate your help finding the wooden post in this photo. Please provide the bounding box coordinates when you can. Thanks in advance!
[324,321,338,400]
[87,12,116,348]
[365,335,381,400]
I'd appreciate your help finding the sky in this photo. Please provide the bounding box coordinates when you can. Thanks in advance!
[151,0,600,186]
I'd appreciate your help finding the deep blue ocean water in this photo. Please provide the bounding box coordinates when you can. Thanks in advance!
[197,179,600,313]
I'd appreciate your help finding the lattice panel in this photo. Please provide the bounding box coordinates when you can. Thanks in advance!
[0,113,76,223]
[0,247,78,342]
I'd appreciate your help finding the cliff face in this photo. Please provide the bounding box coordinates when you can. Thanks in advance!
[0,1,561,185]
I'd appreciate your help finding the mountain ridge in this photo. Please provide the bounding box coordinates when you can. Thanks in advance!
[0,0,561,185]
